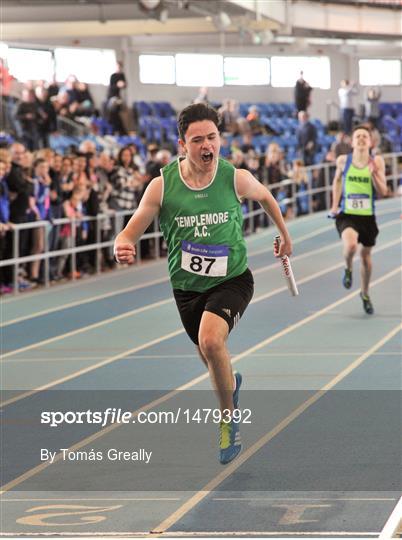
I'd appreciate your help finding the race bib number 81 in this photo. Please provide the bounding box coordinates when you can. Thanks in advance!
[181,241,228,277]
[346,193,371,211]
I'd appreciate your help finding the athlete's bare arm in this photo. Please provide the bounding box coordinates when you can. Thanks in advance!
[369,155,387,197]
[114,176,162,264]
[330,154,347,214]
[236,168,292,257]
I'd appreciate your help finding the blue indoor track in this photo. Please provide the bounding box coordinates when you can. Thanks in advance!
[1,199,401,537]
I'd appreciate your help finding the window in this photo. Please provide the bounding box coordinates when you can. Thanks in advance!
[7,48,53,82]
[224,57,270,86]
[176,54,223,87]
[359,59,401,86]
[139,55,175,84]
[0,42,9,59]
[55,48,116,85]
[271,56,330,89]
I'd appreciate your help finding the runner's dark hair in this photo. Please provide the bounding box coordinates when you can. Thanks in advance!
[178,103,220,140]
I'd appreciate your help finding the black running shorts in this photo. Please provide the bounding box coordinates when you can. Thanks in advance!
[173,268,254,345]
[335,213,379,247]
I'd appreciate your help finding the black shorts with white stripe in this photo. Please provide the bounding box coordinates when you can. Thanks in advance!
[173,268,254,345]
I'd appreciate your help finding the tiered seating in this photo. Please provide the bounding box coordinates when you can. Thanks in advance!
[92,116,114,136]
[115,135,146,158]
[49,134,103,154]
[0,133,14,146]
[235,102,335,163]
[379,102,402,152]
[134,101,178,144]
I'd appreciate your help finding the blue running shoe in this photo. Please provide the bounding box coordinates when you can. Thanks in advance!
[342,269,352,289]
[360,292,374,315]
[219,420,242,465]
[233,371,242,410]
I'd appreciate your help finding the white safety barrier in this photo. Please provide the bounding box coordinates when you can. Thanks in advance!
[1,151,400,295]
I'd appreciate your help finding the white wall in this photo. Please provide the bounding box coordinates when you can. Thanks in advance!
[122,40,401,123]
[6,35,402,123]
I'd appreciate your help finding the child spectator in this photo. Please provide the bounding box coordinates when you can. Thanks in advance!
[0,158,13,293]
[30,158,51,283]
[109,146,144,225]
[57,186,87,279]
[289,159,309,216]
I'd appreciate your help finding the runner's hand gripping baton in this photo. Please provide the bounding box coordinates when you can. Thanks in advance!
[274,236,299,296]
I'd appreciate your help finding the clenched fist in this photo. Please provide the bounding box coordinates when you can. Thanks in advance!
[114,242,136,264]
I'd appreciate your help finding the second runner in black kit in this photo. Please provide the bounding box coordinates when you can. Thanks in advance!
[115,103,293,464]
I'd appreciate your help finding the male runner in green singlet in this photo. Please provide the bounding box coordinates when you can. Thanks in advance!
[114,103,292,464]
[330,125,387,314]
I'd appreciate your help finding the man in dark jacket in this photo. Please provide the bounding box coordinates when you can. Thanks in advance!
[294,71,312,113]
[296,111,317,166]
[106,61,128,134]
[16,89,39,151]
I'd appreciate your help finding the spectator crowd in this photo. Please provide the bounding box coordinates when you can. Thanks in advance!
[0,61,397,295]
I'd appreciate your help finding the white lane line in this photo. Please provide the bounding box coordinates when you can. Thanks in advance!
[2,238,341,352]
[1,497,395,502]
[152,532,379,537]
[0,221,336,327]
[3,214,399,327]
[0,532,381,537]
[1,267,400,493]
[245,202,399,245]
[252,217,400,275]
[379,496,402,539]
[1,498,181,502]
[1,297,174,360]
[212,497,397,501]
[0,328,184,408]
[0,219,330,323]
[5,351,400,363]
[1,240,400,406]
[150,320,402,534]
[1,275,169,328]
[2,200,398,312]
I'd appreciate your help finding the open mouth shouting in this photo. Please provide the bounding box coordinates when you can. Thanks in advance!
[201,151,214,163]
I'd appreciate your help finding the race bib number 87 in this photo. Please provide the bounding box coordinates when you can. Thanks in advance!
[181,241,228,277]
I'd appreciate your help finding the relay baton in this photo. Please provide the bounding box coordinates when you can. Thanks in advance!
[274,236,299,296]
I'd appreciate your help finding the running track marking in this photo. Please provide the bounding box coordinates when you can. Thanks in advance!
[212,497,396,501]
[0,220,338,327]
[150,320,402,534]
[2,212,399,326]
[1,237,400,407]
[0,215,333,320]
[0,266,400,492]
[379,495,402,539]
[3,351,400,364]
[2,227,400,359]
[1,497,395,502]
[0,531,380,537]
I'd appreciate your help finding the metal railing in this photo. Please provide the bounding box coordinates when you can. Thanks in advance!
[1,152,400,295]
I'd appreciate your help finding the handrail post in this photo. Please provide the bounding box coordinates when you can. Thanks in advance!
[391,154,398,194]
[13,227,19,295]
[96,214,101,275]
[44,222,50,288]
[71,217,77,280]
[307,167,313,215]
[325,163,331,210]
[154,217,160,259]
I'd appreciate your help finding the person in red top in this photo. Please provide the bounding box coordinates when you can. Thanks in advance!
[0,57,15,132]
